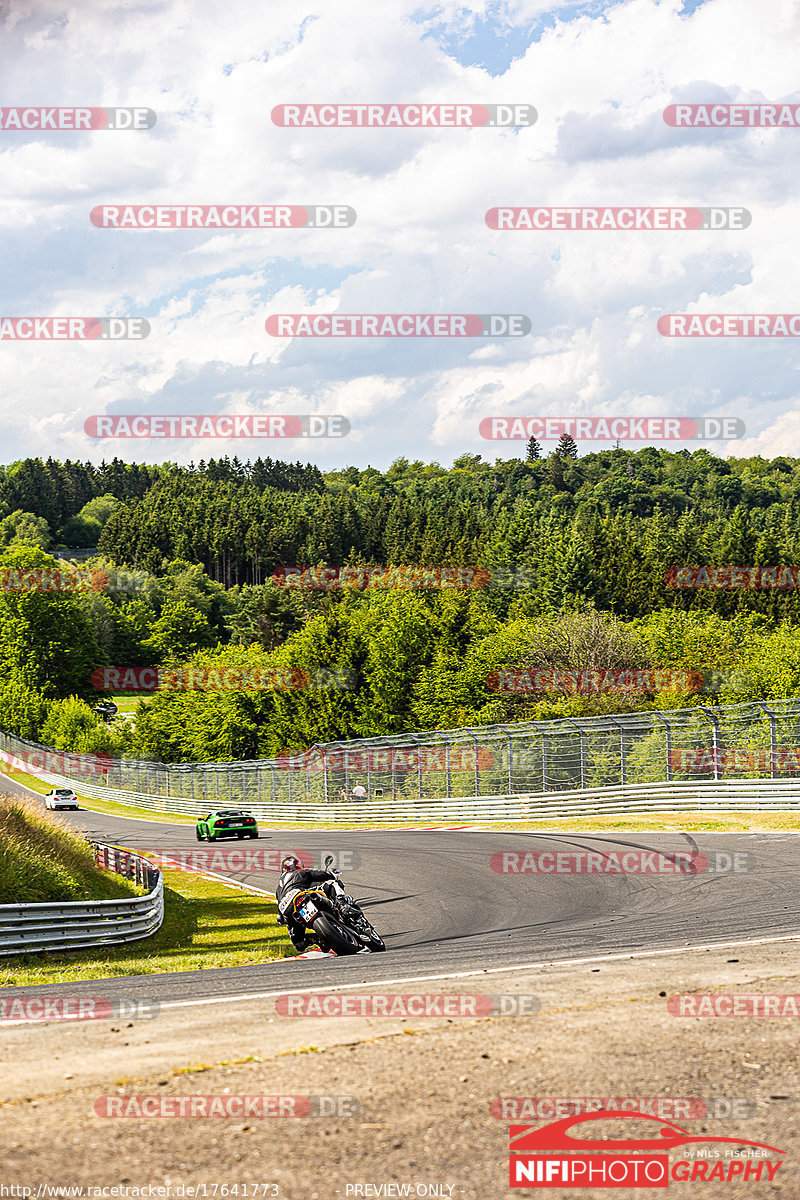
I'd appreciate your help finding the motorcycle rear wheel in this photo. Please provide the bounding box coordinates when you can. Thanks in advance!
[313,913,363,955]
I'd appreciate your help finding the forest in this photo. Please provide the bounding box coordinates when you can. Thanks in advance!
[2,439,800,763]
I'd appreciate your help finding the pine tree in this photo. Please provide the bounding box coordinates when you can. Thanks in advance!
[547,454,566,491]
[555,433,578,459]
[526,436,542,462]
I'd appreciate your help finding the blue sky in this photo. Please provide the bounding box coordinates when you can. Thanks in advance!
[0,0,797,469]
[415,1,610,73]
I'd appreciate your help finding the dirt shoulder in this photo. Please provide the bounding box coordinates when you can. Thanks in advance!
[0,938,798,1197]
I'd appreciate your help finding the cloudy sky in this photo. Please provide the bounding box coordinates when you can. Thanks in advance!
[0,0,798,469]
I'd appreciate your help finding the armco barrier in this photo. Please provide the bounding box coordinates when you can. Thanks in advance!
[0,844,163,956]
[4,773,800,823]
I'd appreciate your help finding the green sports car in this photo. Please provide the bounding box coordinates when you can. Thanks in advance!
[195,810,259,841]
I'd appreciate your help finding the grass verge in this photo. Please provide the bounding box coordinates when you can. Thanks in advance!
[463,812,800,832]
[106,690,151,716]
[0,796,142,905]
[0,866,293,987]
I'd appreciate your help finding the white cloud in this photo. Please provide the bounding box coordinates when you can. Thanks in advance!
[0,0,798,466]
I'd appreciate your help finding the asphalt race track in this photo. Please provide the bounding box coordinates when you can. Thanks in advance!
[3,779,800,1003]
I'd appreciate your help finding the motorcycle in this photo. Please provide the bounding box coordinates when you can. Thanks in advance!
[279,855,386,955]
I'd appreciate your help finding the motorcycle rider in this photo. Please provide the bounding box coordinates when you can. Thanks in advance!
[276,854,369,953]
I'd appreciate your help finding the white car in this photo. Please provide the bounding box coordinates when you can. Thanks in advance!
[44,788,79,810]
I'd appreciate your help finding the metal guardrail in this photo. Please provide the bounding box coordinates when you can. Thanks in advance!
[0,843,163,957]
[5,774,800,824]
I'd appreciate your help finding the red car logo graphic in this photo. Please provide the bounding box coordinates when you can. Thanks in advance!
[510,1109,784,1154]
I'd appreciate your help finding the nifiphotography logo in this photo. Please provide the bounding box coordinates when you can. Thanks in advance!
[508,1111,784,1188]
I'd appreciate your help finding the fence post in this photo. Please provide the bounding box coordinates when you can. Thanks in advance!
[520,720,542,793]
[473,734,480,797]
[445,742,452,798]
[700,707,722,781]
[505,728,514,793]
[609,716,625,785]
[653,712,673,782]
[756,702,777,780]
[566,720,586,789]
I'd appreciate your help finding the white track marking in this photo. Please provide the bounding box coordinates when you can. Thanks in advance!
[152,931,800,1013]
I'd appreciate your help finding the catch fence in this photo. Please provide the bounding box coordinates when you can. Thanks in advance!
[2,698,800,811]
